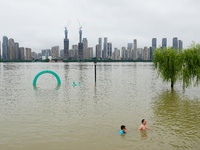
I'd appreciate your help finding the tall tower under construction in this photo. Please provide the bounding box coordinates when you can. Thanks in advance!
[64,27,69,60]
[78,27,84,60]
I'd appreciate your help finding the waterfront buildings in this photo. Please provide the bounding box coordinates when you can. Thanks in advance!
[1,32,184,61]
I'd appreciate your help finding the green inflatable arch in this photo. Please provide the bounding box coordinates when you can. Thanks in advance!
[33,70,61,85]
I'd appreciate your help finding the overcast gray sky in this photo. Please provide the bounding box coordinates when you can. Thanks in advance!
[0,0,200,53]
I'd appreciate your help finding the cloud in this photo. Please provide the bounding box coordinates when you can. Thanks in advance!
[0,0,200,52]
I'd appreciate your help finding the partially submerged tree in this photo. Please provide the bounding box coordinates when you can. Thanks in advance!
[182,44,200,87]
[153,48,183,89]
[153,44,200,89]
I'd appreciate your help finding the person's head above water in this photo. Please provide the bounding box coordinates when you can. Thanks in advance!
[141,119,146,125]
[121,125,126,130]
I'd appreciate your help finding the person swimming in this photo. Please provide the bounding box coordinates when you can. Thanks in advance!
[118,125,127,134]
[138,119,152,130]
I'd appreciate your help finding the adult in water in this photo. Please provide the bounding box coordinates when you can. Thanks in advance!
[138,119,152,130]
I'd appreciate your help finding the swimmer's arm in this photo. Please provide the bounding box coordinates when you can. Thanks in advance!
[146,126,153,130]
[138,125,142,130]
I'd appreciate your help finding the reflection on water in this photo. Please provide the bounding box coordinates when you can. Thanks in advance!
[151,90,200,149]
[0,62,199,150]
[140,130,148,140]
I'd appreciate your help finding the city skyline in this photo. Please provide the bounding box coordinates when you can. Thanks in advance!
[1,34,183,61]
[0,0,200,53]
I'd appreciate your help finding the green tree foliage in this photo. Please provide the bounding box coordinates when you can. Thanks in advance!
[182,44,200,87]
[154,45,200,89]
[153,48,183,89]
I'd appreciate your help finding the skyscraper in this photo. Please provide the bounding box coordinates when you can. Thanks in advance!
[19,47,25,60]
[173,37,178,49]
[152,38,157,49]
[78,28,84,60]
[107,42,112,59]
[25,48,31,60]
[151,38,157,59]
[121,47,126,60]
[96,38,102,59]
[14,42,19,60]
[83,38,88,59]
[133,39,137,60]
[8,38,15,60]
[162,38,167,48]
[64,27,69,60]
[2,36,8,61]
[127,43,133,60]
[178,40,183,51]
[103,37,108,59]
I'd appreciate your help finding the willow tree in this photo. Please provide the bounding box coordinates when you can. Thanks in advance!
[182,44,200,87]
[153,48,183,89]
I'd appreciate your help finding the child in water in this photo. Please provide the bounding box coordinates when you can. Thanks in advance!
[118,125,126,134]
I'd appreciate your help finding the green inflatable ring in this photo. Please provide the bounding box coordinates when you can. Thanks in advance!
[33,70,61,85]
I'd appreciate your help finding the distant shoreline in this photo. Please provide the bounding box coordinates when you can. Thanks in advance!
[0,60,152,63]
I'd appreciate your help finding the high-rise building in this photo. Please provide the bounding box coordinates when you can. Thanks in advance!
[178,40,183,51]
[151,38,157,59]
[96,38,102,59]
[72,45,78,60]
[41,49,51,60]
[2,36,8,61]
[152,38,157,49]
[8,38,15,60]
[85,47,93,59]
[14,42,19,60]
[107,42,112,59]
[31,52,37,60]
[162,38,167,49]
[143,47,149,60]
[78,28,83,60]
[121,47,126,60]
[98,38,102,58]
[60,49,64,59]
[69,49,74,59]
[103,37,108,59]
[113,48,120,60]
[83,38,88,59]
[133,39,137,60]
[64,27,69,60]
[25,48,31,60]
[51,46,59,59]
[173,37,178,49]
[19,47,25,60]
[149,47,153,60]
[127,43,133,60]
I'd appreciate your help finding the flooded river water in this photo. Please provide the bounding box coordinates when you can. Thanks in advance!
[0,62,199,150]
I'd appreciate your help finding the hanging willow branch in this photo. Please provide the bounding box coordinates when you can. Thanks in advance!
[153,45,200,89]
[153,48,183,89]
